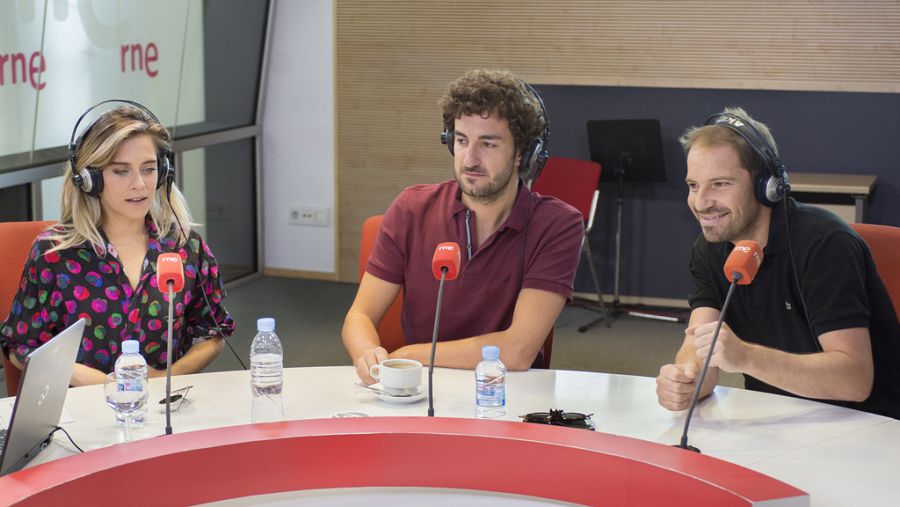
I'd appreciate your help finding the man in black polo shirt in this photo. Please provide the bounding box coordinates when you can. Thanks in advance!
[655,107,900,419]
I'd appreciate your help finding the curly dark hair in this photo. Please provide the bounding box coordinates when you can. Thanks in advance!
[439,69,546,157]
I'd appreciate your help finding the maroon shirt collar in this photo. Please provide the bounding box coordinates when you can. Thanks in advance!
[448,179,531,232]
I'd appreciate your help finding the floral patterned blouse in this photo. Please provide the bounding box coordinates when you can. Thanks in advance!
[1,220,235,373]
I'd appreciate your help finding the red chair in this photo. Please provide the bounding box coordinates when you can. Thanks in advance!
[360,215,553,368]
[850,223,900,317]
[359,215,406,354]
[1,221,55,397]
[533,157,608,331]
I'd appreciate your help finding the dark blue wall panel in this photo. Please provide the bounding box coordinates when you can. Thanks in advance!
[537,85,900,301]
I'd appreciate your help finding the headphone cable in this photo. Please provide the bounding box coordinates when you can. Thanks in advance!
[167,184,248,371]
[783,194,818,350]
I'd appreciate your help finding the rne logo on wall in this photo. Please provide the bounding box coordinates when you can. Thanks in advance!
[0,51,46,90]
[1,2,176,90]
[0,40,159,91]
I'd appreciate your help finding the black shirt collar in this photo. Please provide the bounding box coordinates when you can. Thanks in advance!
[763,197,797,255]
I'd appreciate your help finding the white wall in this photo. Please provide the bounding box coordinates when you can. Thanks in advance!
[262,0,335,274]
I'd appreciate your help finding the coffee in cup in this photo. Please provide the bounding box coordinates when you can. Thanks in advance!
[369,359,423,395]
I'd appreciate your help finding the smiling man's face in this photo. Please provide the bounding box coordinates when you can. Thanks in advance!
[686,142,767,244]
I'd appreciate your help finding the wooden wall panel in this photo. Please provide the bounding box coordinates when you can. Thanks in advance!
[335,0,900,281]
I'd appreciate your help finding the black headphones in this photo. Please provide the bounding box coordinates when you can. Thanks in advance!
[440,80,551,184]
[704,111,790,206]
[69,99,175,197]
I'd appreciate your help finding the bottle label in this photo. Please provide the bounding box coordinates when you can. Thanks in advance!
[476,378,506,407]
[116,367,145,393]
[117,379,142,393]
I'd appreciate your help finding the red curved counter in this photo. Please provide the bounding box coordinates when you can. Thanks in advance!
[0,417,807,506]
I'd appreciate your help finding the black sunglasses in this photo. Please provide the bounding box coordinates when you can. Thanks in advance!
[158,385,193,409]
[521,409,595,430]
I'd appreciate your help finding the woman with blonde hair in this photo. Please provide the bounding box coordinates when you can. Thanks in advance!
[1,102,234,385]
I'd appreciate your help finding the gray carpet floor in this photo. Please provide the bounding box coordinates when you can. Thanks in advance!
[1,276,743,397]
[204,276,743,388]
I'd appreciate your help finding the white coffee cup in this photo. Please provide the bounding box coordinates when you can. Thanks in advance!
[369,359,423,395]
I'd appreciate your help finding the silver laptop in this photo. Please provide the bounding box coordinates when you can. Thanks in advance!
[0,318,85,476]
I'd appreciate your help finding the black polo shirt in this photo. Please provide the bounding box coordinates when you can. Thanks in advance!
[689,198,900,419]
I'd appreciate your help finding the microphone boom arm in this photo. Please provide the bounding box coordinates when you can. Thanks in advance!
[427,268,448,417]
[677,272,742,452]
[164,281,175,435]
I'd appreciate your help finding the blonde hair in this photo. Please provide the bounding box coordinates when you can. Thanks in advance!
[47,105,193,255]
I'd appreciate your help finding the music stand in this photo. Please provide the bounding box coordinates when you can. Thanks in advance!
[585,119,670,326]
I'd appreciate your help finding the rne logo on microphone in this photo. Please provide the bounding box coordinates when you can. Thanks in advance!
[734,245,751,253]
[159,256,180,263]
[437,245,455,251]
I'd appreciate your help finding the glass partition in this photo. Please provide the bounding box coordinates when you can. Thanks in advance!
[180,139,258,282]
[0,0,270,172]
[1,0,269,280]
[0,185,31,221]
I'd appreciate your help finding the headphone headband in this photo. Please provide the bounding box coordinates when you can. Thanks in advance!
[440,79,551,185]
[69,99,163,149]
[521,81,551,185]
[69,99,174,197]
[704,112,779,172]
[704,111,789,206]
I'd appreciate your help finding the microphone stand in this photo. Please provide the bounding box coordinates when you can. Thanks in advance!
[675,273,742,453]
[610,153,629,317]
[427,267,448,417]
[164,280,175,435]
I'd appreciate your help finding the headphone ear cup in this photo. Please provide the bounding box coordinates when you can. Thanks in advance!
[530,147,549,184]
[754,165,788,206]
[519,139,541,177]
[754,172,775,205]
[73,167,103,196]
[441,129,454,156]
[157,150,175,190]
[90,169,104,196]
[69,145,97,196]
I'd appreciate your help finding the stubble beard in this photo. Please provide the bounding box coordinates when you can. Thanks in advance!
[698,204,762,244]
[456,157,517,205]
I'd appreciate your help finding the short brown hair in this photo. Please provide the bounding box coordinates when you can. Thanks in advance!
[679,107,778,179]
[439,69,546,158]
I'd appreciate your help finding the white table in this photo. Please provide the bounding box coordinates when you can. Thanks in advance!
[17,367,900,506]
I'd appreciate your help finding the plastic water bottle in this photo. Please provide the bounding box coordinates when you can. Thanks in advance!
[250,318,284,422]
[115,340,148,427]
[475,345,507,419]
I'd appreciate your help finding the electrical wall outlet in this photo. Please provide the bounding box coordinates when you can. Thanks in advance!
[289,206,329,226]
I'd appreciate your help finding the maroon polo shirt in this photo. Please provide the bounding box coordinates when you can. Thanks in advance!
[367,179,583,355]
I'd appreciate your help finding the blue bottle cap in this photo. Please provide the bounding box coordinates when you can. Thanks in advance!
[482,345,500,360]
[122,340,139,354]
[257,318,275,332]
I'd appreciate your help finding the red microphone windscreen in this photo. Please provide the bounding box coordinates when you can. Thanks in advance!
[432,242,461,281]
[157,252,185,292]
[723,240,763,285]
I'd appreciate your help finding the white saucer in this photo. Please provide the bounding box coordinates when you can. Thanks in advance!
[373,387,426,404]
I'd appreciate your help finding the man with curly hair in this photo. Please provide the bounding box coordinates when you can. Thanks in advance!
[343,70,584,384]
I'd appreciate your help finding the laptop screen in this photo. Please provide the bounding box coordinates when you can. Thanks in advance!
[0,318,84,476]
